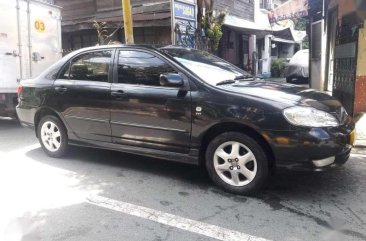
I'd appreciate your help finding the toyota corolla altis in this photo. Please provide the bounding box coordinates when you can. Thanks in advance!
[16,45,355,194]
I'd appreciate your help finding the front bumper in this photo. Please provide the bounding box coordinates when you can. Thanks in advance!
[275,146,351,171]
[264,121,355,171]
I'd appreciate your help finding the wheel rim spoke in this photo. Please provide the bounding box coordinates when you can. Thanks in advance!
[238,167,255,181]
[239,152,254,165]
[231,142,240,156]
[53,139,61,149]
[216,162,231,172]
[50,123,55,132]
[54,131,61,138]
[231,171,240,185]
[216,149,230,160]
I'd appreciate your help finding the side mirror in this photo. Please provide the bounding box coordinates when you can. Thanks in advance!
[159,73,184,87]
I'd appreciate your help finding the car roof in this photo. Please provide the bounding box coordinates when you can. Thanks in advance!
[66,44,192,58]
[73,44,158,52]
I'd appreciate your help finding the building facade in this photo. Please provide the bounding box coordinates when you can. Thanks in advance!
[55,0,302,78]
[54,0,172,51]
[308,0,366,114]
[217,0,302,77]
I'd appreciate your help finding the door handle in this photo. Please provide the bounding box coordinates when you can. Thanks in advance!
[111,90,127,98]
[54,86,68,93]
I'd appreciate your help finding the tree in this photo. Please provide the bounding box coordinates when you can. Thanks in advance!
[294,18,309,49]
[196,0,226,53]
[93,21,121,45]
[294,18,308,31]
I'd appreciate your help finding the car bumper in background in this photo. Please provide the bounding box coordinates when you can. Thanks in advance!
[0,93,18,118]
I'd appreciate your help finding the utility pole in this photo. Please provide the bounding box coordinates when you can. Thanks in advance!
[122,0,134,44]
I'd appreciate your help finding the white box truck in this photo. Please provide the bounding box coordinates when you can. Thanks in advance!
[0,0,62,118]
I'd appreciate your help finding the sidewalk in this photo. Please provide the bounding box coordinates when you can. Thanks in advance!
[355,113,366,147]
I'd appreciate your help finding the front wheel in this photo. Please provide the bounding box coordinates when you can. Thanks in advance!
[205,132,269,195]
[37,115,68,158]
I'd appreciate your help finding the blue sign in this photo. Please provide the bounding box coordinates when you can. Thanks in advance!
[174,1,195,20]
[172,0,197,48]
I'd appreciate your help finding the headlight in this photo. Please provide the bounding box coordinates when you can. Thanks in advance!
[283,106,339,127]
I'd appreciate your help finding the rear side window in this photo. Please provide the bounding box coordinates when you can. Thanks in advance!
[117,50,177,86]
[59,50,112,82]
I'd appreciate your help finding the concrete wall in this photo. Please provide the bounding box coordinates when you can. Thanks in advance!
[329,0,357,19]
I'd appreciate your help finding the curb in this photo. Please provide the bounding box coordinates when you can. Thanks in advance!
[354,142,366,148]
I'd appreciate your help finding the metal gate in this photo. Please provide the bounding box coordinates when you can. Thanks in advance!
[332,21,359,116]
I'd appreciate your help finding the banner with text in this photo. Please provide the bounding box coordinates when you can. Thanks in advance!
[268,0,308,24]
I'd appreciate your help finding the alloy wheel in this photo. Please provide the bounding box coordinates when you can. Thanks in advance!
[213,141,257,187]
[40,121,62,152]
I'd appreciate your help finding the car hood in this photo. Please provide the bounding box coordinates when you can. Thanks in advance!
[220,81,343,113]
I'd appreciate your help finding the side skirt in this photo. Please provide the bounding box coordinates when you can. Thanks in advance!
[68,139,199,165]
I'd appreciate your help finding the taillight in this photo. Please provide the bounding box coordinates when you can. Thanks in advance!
[17,84,23,96]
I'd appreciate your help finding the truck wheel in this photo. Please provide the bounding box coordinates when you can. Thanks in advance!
[37,115,68,158]
[205,132,269,195]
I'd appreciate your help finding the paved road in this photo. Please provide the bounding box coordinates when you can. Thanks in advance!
[1,118,366,241]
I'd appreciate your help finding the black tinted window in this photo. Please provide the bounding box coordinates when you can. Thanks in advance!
[65,50,112,82]
[117,50,177,86]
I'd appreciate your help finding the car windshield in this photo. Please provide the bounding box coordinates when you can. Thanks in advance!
[161,48,252,85]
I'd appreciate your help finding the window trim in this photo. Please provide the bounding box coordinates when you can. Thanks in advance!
[112,48,190,90]
[56,48,116,83]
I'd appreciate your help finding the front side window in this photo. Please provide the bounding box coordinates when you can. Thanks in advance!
[117,50,178,86]
[61,50,112,82]
[161,48,252,86]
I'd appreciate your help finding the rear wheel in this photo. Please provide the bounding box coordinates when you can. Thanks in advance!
[37,115,68,158]
[205,132,269,195]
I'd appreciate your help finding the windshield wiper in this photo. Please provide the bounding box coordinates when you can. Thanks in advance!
[216,75,255,86]
[216,79,236,86]
[234,75,253,80]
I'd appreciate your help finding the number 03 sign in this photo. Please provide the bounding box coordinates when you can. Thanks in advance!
[34,19,45,33]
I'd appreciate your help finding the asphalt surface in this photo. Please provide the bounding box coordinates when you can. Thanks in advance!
[1,118,366,241]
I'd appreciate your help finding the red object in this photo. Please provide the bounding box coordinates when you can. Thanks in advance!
[17,84,23,96]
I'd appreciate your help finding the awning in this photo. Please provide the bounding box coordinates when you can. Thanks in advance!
[272,37,295,43]
[223,15,272,35]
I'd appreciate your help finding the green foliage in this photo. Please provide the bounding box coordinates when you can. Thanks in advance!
[197,0,226,53]
[302,35,309,49]
[294,18,308,31]
[271,59,287,77]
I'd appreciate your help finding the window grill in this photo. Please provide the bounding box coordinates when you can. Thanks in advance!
[260,0,272,10]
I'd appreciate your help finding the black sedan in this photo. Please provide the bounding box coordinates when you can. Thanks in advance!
[16,45,355,195]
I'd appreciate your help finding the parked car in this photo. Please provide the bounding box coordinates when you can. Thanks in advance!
[286,49,309,84]
[16,45,355,195]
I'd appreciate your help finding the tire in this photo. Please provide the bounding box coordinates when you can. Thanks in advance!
[205,132,269,195]
[37,115,68,158]
[286,77,293,83]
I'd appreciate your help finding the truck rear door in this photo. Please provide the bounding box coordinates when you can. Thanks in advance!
[0,1,21,94]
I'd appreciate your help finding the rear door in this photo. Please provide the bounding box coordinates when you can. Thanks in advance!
[0,0,21,93]
[28,1,62,77]
[51,49,113,142]
[110,49,192,153]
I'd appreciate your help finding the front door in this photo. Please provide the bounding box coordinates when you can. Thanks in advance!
[110,49,192,153]
[51,49,113,142]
